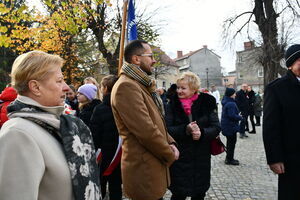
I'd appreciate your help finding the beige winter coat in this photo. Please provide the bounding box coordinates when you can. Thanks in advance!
[111,74,176,200]
[0,96,74,200]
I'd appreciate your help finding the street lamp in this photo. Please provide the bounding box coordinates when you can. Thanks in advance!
[206,68,209,89]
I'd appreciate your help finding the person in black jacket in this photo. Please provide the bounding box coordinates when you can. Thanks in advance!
[90,75,122,200]
[77,84,101,127]
[263,44,300,200]
[156,87,168,112]
[253,92,262,126]
[235,83,249,138]
[246,86,256,133]
[65,85,79,115]
[165,72,221,200]
[166,83,177,102]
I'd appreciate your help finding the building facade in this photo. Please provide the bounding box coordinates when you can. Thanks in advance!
[152,47,180,89]
[236,41,264,92]
[222,70,237,88]
[174,45,223,89]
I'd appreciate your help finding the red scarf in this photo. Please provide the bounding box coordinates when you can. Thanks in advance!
[179,94,199,115]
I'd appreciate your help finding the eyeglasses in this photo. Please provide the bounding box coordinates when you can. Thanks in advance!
[138,53,154,59]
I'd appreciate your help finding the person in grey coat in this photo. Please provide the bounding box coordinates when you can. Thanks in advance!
[253,92,262,126]
[0,51,101,200]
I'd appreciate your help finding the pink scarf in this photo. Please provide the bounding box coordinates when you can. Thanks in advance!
[179,93,199,115]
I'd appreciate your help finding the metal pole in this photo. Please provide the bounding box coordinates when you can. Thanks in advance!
[206,68,209,89]
[118,0,129,76]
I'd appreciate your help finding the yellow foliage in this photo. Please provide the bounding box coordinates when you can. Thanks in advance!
[0,26,8,32]
[0,0,111,84]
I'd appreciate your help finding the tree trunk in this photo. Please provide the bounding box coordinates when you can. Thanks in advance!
[88,4,121,75]
[253,0,286,86]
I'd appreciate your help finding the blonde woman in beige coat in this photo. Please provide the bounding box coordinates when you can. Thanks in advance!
[0,51,101,200]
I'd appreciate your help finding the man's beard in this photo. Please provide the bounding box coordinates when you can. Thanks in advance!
[140,63,152,75]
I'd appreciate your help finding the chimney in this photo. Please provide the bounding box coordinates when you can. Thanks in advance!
[203,45,208,48]
[244,41,254,50]
[177,51,183,58]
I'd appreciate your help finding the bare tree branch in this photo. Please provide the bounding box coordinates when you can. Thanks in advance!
[277,5,289,16]
[286,0,300,17]
[233,13,254,39]
[224,11,253,26]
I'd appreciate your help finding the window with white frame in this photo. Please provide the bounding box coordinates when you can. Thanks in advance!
[258,67,263,77]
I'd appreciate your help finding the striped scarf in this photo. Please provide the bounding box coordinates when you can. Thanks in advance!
[122,62,165,116]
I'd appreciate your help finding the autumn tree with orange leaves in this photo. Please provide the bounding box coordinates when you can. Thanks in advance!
[0,0,99,87]
[0,0,161,89]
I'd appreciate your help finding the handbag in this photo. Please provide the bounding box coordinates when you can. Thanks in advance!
[210,136,226,156]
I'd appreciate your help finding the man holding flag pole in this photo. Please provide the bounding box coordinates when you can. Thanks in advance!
[112,1,179,200]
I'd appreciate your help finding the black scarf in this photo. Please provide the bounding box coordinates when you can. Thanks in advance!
[7,100,101,200]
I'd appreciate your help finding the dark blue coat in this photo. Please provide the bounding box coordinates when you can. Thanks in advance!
[221,96,243,136]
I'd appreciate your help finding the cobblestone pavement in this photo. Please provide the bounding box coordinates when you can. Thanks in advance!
[204,127,278,200]
[121,108,278,200]
[120,124,278,200]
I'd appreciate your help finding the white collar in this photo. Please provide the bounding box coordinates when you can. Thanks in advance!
[17,95,64,116]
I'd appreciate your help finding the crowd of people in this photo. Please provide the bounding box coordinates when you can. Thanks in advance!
[0,41,299,200]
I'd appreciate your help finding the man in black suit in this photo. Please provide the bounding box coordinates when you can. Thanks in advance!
[235,83,249,138]
[263,44,300,200]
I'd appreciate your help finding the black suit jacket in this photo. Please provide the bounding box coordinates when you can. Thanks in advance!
[263,70,300,172]
[235,89,249,114]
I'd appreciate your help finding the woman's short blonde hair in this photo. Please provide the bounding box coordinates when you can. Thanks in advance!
[84,77,99,87]
[11,50,64,95]
[84,76,101,99]
[177,71,201,91]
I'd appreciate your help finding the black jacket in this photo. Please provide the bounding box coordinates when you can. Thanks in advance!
[247,90,255,115]
[263,70,300,172]
[78,99,101,128]
[90,94,120,173]
[235,89,249,114]
[65,98,79,115]
[165,93,221,196]
[253,94,262,117]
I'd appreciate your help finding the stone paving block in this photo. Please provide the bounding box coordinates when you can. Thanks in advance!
[121,108,277,200]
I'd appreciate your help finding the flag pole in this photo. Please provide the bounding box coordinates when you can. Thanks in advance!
[118,0,129,75]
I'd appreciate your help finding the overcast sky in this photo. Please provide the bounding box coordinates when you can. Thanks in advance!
[137,0,254,73]
[33,0,300,73]
[29,0,256,73]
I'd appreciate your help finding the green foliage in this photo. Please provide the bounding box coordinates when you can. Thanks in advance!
[137,21,160,44]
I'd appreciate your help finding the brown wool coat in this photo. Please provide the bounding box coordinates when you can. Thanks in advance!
[111,74,176,200]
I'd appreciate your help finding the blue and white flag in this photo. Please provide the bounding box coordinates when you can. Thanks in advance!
[127,0,138,41]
